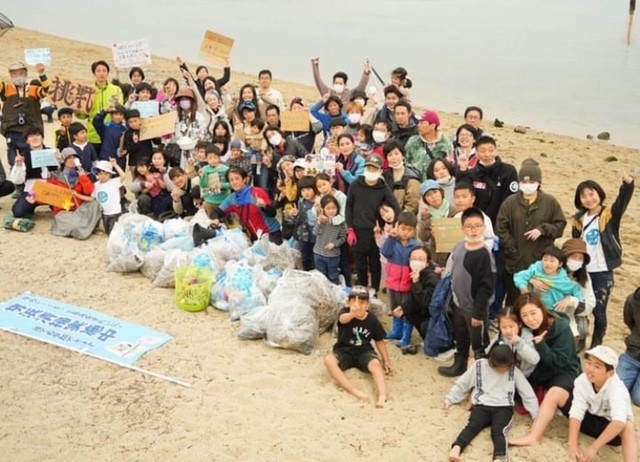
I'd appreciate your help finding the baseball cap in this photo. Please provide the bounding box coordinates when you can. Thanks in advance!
[364,155,383,169]
[420,110,440,126]
[585,345,618,368]
[230,140,247,152]
[348,285,370,300]
[240,101,257,112]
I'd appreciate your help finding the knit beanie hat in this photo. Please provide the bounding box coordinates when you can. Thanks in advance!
[518,158,542,183]
[561,238,591,266]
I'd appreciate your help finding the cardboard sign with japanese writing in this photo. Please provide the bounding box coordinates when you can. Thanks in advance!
[24,48,51,65]
[0,293,173,366]
[304,151,336,178]
[32,180,75,210]
[139,111,177,141]
[111,39,152,68]
[30,149,59,169]
[432,217,465,253]
[47,76,95,114]
[131,101,160,119]
[199,30,234,65]
[281,111,310,132]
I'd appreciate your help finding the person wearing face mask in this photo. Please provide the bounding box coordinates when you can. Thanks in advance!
[561,239,596,352]
[496,158,567,308]
[172,88,205,169]
[346,155,401,295]
[382,140,421,214]
[310,57,371,105]
[350,90,379,127]
[1,62,51,175]
[264,125,307,197]
[47,148,101,240]
[344,102,363,136]
[398,245,440,341]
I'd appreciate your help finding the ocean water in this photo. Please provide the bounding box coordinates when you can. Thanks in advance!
[3,0,639,147]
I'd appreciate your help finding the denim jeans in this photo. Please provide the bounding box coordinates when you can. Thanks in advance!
[589,270,614,346]
[5,131,28,167]
[314,253,340,284]
[12,193,38,218]
[617,351,640,406]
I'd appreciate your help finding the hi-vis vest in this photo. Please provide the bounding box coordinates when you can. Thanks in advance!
[0,78,50,135]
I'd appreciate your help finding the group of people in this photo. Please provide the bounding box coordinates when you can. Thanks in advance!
[1,56,639,461]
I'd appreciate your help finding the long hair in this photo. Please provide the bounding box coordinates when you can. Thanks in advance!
[513,293,555,336]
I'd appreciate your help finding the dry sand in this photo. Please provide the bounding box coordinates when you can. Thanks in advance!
[1,27,639,461]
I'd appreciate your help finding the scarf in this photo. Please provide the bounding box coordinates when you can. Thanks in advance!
[429,199,451,218]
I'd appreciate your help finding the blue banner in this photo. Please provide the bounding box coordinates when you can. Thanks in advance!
[0,293,172,366]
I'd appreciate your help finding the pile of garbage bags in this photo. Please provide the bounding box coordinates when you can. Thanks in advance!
[106,212,345,354]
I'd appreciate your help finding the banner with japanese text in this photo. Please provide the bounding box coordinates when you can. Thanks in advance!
[0,293,172,366]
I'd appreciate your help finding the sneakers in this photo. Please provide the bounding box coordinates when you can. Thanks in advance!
[400,344,417,355]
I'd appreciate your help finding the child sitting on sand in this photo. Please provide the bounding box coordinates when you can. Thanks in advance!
[324,285,394,407]
[445,344,539,462]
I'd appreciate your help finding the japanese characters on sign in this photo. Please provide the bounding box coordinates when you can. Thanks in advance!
[32,180,75,211]
[111,39,152,68]
[47,76,95,114]
[24,48,52,65]
[30,149,59,169]
[0,293,173,366]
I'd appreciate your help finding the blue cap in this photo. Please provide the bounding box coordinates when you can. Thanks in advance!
[420,179,442,197]
[240,101,256,111]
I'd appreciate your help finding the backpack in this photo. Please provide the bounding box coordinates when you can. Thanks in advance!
[424,274,454,356]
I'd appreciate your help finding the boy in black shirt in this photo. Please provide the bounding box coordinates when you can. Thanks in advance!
[324,285,394,407]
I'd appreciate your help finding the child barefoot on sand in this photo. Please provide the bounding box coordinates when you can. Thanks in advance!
[324,285,394,407]
[445,344,539,462]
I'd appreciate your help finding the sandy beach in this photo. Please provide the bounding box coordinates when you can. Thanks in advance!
[1,27,639,461]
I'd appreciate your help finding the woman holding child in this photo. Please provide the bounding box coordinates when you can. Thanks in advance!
[509,293,581,447]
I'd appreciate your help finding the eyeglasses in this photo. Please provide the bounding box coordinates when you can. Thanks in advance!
[463,224,484,230]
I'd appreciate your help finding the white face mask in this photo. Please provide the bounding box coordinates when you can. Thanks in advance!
[437,175,452,185]
[389,158,403,170]
[409,261,427,272]
[363,171,381,183]
[566,258,583,272]
[333,83,345,94]
[519,182,539,195]
[269,133,283,146]
[372,130,386,143]
[179,99,192,110]
[348,113,361,124]
[464,235,485,244]
[12,76,27,87]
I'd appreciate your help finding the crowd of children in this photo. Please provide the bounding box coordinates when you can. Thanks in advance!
[1,57,638,460]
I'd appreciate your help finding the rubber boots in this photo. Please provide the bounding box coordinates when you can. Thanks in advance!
[397,322,413,348]
[438,354,468,377]
[385,317,404,340]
